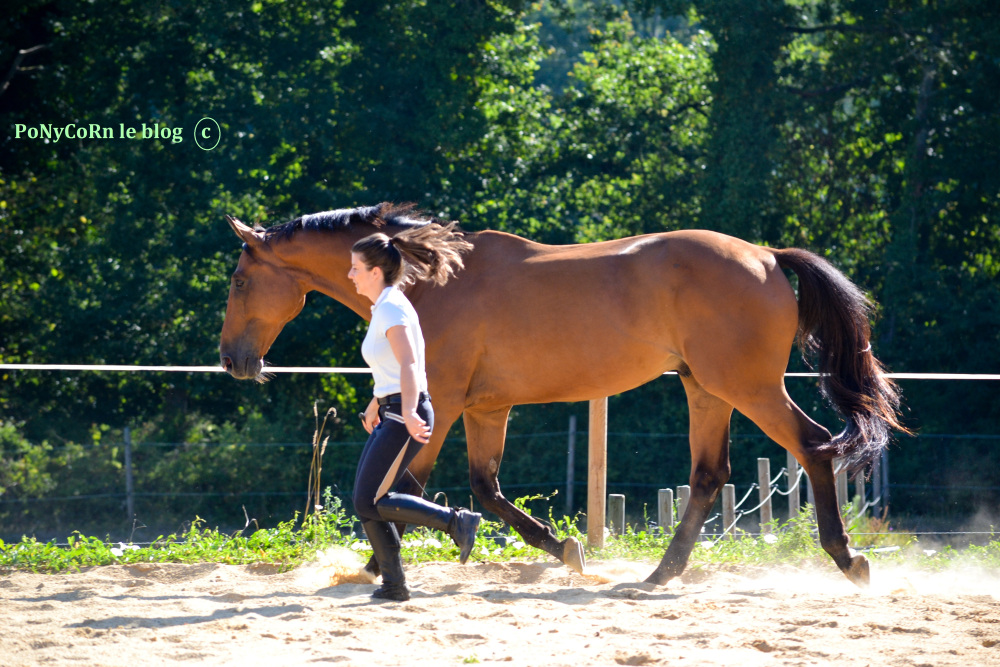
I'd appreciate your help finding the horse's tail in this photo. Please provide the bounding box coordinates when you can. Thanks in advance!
[773,248,909,472]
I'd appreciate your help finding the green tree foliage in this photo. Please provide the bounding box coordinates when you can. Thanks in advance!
[449,8,714,242]
[777,0,1000,496]
[1,0,998,537]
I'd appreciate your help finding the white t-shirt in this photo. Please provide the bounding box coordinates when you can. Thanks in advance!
[361,286,428,398]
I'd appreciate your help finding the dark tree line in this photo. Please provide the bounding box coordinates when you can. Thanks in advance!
[1,1,998,538]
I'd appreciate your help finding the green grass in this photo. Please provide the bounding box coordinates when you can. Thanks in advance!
[2,493,998,575]
[0,492,358,574]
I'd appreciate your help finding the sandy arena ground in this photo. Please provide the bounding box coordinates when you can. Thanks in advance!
[3,551,1000,666]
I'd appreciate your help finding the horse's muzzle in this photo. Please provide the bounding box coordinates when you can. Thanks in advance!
[220,352,263,380]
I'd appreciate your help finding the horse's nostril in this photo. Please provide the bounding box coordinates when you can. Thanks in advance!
[221,356,233,371]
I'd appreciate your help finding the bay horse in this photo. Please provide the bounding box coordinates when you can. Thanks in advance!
[219,203,905,587]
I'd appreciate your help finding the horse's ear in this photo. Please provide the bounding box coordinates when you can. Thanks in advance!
[226,215,263,246]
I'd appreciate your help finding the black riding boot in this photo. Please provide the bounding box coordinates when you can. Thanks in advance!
[361,520,410,602]
[376,492,482,565]
[363,523,412,579]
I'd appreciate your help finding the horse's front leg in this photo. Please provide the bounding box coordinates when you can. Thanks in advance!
[463,406,586,573]
[646,379,733,585]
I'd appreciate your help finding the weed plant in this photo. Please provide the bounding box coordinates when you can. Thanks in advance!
[2,493,998,575]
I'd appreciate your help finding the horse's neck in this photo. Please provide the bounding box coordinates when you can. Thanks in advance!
[276,229,372,319]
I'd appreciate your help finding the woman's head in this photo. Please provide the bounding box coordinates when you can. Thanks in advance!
[351,233,404,287]
[350,221,473,293]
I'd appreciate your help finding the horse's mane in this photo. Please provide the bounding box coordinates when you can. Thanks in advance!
[261,202,433,241]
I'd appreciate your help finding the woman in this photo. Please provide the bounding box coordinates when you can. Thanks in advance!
[349,218,480,602]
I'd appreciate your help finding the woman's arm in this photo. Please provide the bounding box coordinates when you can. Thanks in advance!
[386,324,431,444]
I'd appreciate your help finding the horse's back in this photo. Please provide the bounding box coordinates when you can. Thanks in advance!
[459,228,790,325]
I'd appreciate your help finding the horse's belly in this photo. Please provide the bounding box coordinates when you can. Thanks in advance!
[470,329,681,406]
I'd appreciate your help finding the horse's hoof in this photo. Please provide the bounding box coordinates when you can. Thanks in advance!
[843,552,870,588]
[563,537,586,574]
[643,567,672,587]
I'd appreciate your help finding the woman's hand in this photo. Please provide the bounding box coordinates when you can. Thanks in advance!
[361,396,380,433]
[404,410,431,445]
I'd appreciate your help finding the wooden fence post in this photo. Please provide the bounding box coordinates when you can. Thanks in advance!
[124,426,134,521]
[565,415,576,516]
[658,488,674,534]
[834,456,848,509]
[854,475,865,514]
[758,457,772,533]
[786,451,800,520]
[872,454,883,519]
[608,494,625,537]
[587,397,608,550]
[722,483,735,539]
[677,485,691,522]
[881,449,890,516]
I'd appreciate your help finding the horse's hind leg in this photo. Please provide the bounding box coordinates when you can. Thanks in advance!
[463,406,585,573]
[736,387,870,587]
[799,456,870,586]
[646,376,734,585]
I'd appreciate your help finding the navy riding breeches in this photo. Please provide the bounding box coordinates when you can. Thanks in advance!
[352,394,434,522]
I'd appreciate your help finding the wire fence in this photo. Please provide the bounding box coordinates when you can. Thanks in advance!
[2,364,999,544]
[605,454,999,548]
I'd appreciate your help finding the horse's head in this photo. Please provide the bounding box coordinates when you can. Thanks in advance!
[219,215,307,381]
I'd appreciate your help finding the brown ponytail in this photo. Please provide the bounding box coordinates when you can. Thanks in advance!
[352,221,473,287]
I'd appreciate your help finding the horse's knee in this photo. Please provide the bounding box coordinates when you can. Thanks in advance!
[690,465,729,498]
[469,469,503,509]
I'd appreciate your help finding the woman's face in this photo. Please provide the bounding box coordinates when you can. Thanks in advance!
[349,252,385,302]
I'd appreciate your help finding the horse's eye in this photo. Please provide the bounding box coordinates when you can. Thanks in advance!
[234,278,245,288]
